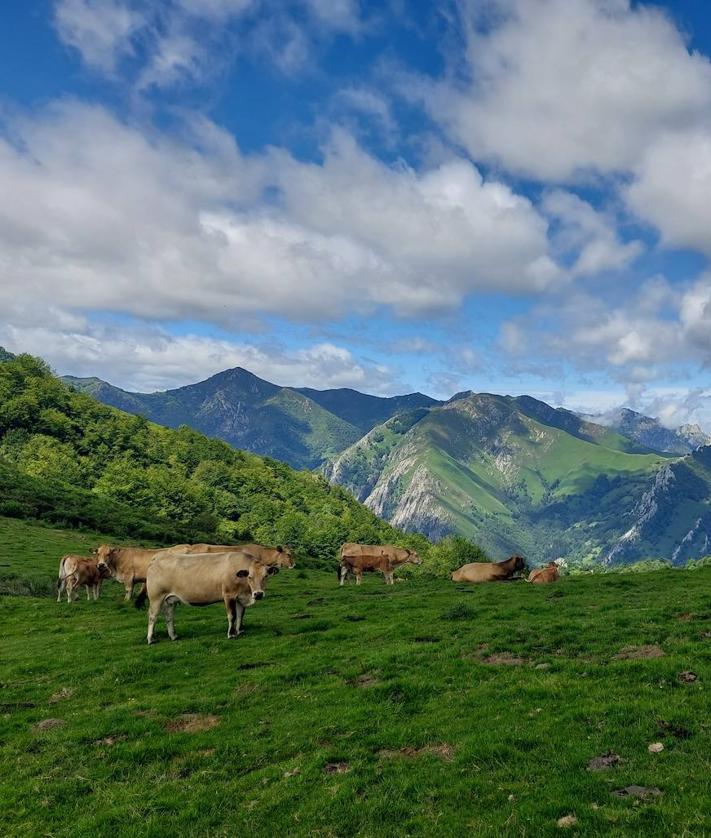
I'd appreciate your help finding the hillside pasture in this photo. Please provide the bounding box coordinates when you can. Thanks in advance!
[1,519,711,836]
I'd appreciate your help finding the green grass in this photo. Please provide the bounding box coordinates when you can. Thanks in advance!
[2,522,711,836]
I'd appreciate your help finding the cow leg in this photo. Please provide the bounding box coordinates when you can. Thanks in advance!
[57,577,65,603]
[164,599,177,641]
[124,577,134,601]
[67,576,76,603]
[384,571,394,585]
[86,585,91,601]
[355,570,363,585]
[338,564,348,587]
[234,601,245,636]
[225,597,237,638]
[147,598,163,645]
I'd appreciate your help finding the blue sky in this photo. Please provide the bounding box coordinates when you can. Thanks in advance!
[1,1,711,429]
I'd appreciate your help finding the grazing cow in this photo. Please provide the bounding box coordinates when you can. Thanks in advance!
[527,561,560,584]
[338,543,422,586]
[95,544,191,600]
[451,555,527,583]
[142,551,278,644]
[56,555,107,602]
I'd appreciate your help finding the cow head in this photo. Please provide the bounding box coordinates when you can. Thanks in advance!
[275,545,296,568]
[511,555,527,574]
[95,544,118,576]
[235,562,279,606]
[406,548,422,566]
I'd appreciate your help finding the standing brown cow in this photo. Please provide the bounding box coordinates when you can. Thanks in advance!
[451,555,527,583]
[56,555,107,602]
[95,544,191,600]
[527,562,560,584]
[143,551,278,643]
[338,543,422,586]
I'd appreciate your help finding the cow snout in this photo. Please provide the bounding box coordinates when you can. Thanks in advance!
[254,591,265,600]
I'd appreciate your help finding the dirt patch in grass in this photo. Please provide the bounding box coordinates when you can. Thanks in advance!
[237,661,271,671]
[94,735,127,746]
[587,752,623,771]
[612,785,662,800]
[412,635,440,644]
[49,687,75,703]
[34,718,64,731]
[482,653,528,666]
[0,700,36,711]
[323,762,350,774]
[165,714,220,733]
[656,720,692,739]
[349,672,379,688]
[677,671,697,683]
[677,612,694,622]
[378,743,454,762]
[613,645,665,660]
[343,614,365,622]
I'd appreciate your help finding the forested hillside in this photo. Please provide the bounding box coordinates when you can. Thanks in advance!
[0,355,426,567]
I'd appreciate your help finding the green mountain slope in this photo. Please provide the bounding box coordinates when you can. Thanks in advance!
[1,354,423,567]
[324,393,694,564]
[63,368,435,470]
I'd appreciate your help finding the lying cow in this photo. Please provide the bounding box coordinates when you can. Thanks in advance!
[141,550,278,644]
[95,544,191,600]
[451,555,527,583]
[56,555,107,602]
[527,561,560,584]
[338,543,422,586]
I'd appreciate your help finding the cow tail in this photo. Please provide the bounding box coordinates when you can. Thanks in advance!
[57,556,67,592]
[134,585,148,610]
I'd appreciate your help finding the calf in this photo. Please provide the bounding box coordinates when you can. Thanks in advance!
[56,555,106,602]
[143,551,278,644]
[527,562,560,584]
[338,543,422,586]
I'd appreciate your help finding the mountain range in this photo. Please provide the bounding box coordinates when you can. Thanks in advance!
[10,353,707,567]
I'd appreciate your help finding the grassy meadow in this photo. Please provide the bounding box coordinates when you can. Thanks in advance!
[1,517,711,836]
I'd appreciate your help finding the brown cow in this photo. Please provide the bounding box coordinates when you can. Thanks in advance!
[143,551,278,643]
[186,543,295,568]
[95,544,191,600]
[338,543,422,586]
[56,555,107,602]
[527,562,560,584]
[451,555,527,583]
[132,542,295,603]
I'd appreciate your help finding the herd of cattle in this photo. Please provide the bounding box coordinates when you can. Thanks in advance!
[55,541,560,643]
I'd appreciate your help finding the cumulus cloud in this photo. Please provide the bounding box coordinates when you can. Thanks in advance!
[499,273,711,384]
[0,319,396,394]
[414,0,711,181]
[0,101,562,330]
[543,190,643,277]
[626,127,711,256]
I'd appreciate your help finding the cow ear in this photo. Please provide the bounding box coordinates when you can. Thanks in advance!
[236,569,249,578]
[267,566,279,575]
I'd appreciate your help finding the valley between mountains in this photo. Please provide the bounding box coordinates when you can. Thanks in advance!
[61,364,711,568]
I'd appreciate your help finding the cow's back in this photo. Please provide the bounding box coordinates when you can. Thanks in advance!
[452,562,502,583]
[147,551,253,603]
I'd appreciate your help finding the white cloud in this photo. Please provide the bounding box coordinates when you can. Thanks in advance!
[626,127,711,256]
[53,0,363,88]
[415,0,711,181]
[54,0,144,72]
[0,320,396,394]
[0,101,562,331]
[542,190,643,277]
